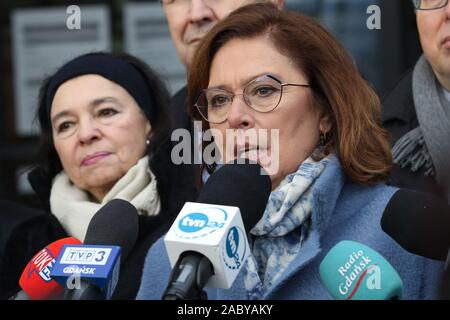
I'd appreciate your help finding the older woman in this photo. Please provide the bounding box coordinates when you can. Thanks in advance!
[137,4,443,299]
[2,52,196,299]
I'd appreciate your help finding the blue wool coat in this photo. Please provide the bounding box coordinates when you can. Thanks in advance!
[136,157,443,300]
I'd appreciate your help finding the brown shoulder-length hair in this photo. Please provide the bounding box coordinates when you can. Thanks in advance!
[188,3,392,186]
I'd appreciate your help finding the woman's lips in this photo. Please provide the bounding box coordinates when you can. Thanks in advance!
[237,148,272,167]
[442,36,450,48]
[81,152,112,166]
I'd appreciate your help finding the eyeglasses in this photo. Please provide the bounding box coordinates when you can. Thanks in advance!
[194,74,310,124]
[412,0,449,10]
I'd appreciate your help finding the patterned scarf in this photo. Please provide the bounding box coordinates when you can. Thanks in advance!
[243,156,330,299]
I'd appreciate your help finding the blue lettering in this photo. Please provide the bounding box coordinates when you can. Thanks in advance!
[69,251,77,260]
[95,251,106,262]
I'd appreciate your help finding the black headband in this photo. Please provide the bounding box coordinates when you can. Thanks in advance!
[45,52,155,123]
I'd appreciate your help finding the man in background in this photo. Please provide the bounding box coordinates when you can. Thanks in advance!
[382,0,450,203]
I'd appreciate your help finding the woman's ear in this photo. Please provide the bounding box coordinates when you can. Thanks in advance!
[145,121,152,137]
[319,114,332,134]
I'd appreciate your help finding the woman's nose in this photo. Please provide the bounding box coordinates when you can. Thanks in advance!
[226,95,255,129]
[77,118,101,145]
[444,1,450,18]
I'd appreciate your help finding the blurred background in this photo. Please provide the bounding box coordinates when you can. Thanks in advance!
[0,0,421,207]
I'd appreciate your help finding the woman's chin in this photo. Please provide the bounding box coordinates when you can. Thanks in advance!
[76,171,120,193]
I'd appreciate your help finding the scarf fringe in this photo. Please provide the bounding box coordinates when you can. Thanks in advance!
[392,127,435,176]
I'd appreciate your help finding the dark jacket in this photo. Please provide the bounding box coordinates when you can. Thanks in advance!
[170,86,192,134]
[0,138,197,300]
[170,86,200,189]
[0,200,66,300]
[382,69,447,199]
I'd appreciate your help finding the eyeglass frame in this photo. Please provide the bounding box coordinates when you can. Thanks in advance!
[194,74,311,124]
[412,0,449,10]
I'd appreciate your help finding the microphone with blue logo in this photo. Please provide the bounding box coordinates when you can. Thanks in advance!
[319,240,403,300]
[50,199,139,299]
[162,162,271,300]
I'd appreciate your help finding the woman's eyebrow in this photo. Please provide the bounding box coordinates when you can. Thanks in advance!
[51,110,73,125]
[89,96,120,108]
[51,97,121,124]
[208,72,282,90]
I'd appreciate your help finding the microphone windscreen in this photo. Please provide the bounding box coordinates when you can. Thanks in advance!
[319,240,403,300]
[84,199,139,261]
[19,237,81,300]
[381,189,450,260]
[198,162,272,232]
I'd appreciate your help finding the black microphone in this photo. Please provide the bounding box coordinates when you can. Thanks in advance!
[380,188,450,299]
[162,162,271,300]
[381,188,450,261]
[63,199,139,300]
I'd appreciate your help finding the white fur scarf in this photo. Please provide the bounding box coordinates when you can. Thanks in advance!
[50,156,161,241]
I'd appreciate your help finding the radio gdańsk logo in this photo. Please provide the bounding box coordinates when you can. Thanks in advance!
[176,207,227,239]
[222,226,246,270]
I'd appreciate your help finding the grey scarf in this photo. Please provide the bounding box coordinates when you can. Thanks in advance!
[392,56,450,197]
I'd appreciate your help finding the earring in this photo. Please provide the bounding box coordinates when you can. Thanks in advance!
[320,131,328,147]
[312,131,329,160]
[145,139,150,146]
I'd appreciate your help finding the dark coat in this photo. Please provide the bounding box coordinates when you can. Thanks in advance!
[0,200,66,300]
[0,138,197,300]
[169,86,200,189]
[382,69,448,199]
[170,86,192,135]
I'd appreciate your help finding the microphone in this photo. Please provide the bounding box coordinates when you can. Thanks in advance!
[319,240,403,300]
[162,162,271,300]
[381,188,450,261]
[51,199,139,300]
[380,188,450,299]
[10,237,81,300]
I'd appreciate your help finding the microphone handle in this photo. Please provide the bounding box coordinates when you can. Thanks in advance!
[162,251,213,300]
[64,280,103,300]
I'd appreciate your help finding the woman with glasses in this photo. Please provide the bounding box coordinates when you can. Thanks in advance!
[137,3,444,299]
[383,0,450,202]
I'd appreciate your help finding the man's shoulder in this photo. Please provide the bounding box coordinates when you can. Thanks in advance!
[169,86,192,132]
[382,68,416,124]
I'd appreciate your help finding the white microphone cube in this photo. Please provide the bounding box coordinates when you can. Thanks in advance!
[164,202,250,289]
